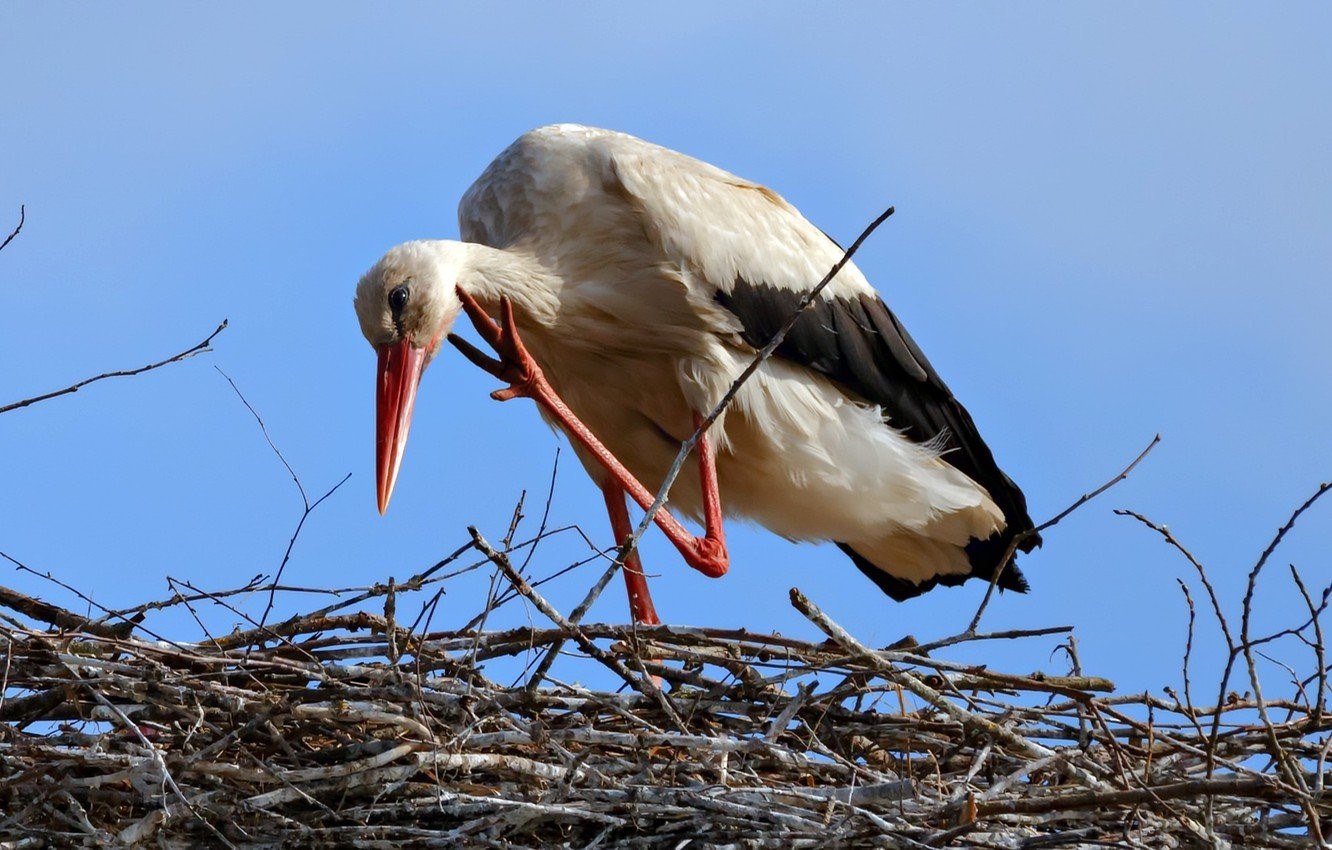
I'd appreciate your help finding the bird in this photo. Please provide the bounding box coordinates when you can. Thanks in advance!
[354,123,1039,625]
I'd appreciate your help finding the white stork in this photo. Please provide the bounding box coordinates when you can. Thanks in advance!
[354,124,1039,625]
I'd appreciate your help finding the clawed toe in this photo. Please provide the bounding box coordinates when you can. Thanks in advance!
[448,333,504,377]
[453,286,543,401]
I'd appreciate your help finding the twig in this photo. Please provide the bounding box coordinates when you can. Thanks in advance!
[790,587,1108,789]
[215,367,352,631]
[912,625,1073,655]
[78,677,238,848]
[617,206,897,562]
[1236,482,1331,842]
[523,554,624,694]
[967,433,1161,633]
[1288,566,1326,726]
[0,320,228,415]
[0,204,23,254]
[468,527,685,729]
[0,582,130,639]
[1117,508,1234,649]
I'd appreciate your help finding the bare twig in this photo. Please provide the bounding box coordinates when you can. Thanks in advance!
[1,320,228,415]
[0,204,23,254]
[469,527,685,729]
[1117,508,1234,649]
[967,434,1161,633]
[617,206,897,563]
[215,367,352,631]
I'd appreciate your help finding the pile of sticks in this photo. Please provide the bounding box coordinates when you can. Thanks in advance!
[1,518,1327,849]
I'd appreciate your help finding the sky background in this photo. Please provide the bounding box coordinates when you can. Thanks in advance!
[2,4,1329,698]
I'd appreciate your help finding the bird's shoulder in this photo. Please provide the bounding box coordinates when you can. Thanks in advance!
[459,125,876,297]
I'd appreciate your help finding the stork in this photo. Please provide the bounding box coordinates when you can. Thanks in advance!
[354,124,1039,625]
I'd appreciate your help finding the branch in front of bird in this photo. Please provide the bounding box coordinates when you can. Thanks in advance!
[613,205,898,572]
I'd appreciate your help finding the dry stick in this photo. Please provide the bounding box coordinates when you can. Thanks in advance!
[1116,509,1234,649]
[477,452,583,623]
[911,625,1073,655]
[0,319,227,415]
[1173,579,1206,738]
[75,676,240,849]
[790,587,1108,790]
[615,206,897,569]
[1121,492,1331,839]
[1206,483,1332,792]
[468,527,687,729]
[462,543,606,634]
[94,580,357,627]
[215,367,352,632]
[967,433,1161,633]
[0,550,181,648]
[519,449,561,574]
[169,577,317,664]
[0,582,131,639]
[1236,482,1331,842]
[973,775,1291,819]
[523,554,627,694]
[1288,566,1327,727]
[0,204,23,254]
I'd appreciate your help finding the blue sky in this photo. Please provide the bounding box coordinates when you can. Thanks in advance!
[2,4,1329,695]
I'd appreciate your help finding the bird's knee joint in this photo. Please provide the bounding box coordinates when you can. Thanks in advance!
[688,541,729,578]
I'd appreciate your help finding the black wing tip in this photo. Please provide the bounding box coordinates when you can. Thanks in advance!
[837,536,1031,603]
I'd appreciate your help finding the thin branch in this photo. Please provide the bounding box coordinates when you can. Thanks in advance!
[0,204,23,254]
[1236,482,1331,839]
[617,206,897,563]
[216,366,308,508]
[0,319,228,415]
[1116,508,1234,649]
[215,367,351,631]
[1288,565,1326,727]
[469,526,686,729]
[0,550,178,647]
[0,581,131,640]
[911,625,1074,655]
[967,433,1161,632]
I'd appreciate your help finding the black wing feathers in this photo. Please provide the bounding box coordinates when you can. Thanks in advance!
[715,277,1039,599]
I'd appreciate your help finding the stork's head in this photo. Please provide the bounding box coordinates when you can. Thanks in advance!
[354,240,467,514]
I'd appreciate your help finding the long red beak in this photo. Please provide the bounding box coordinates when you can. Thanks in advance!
[376,337,427,515]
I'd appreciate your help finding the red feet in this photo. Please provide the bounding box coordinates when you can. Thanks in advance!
[450,286,731,622]
[447,288,543,402]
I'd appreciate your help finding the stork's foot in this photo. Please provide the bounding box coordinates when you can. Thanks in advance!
[447,287,544,402]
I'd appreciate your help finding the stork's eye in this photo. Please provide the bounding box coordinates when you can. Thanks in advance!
[388,285,409,315]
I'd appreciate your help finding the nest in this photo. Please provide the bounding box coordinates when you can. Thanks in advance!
[1,517,1328,850]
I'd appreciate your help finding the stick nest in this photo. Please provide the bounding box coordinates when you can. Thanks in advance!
[2,527,1328,850]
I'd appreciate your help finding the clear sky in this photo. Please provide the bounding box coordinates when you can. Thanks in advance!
[2,4,1329,696]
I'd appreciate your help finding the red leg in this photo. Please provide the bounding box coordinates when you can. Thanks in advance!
[449,288,730,578]
[602,483,661,625]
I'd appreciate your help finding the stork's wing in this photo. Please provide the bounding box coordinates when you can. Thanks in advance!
[459,125,1039,569]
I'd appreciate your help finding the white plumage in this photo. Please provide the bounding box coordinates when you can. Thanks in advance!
[355,124,1037,621]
